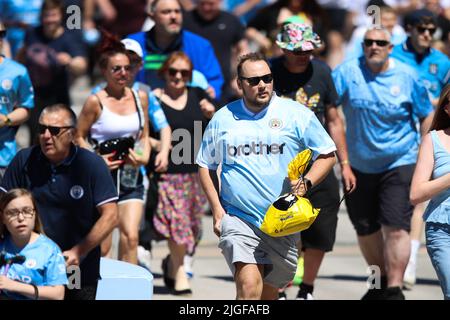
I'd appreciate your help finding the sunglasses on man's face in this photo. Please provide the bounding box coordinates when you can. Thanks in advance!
[363,39,390,47]
[38,124,73,136]
[0,30,6,39]
[168,67,191,78]
[416,26,436,36]
[239,74,273,86]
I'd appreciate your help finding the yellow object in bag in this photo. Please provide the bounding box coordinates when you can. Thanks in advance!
[260,149,319,237]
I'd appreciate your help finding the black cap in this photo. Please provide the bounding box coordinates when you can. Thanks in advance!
[404,9,437,28]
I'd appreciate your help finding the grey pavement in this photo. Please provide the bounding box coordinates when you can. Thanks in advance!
[39,76,443,300]
[147,209,443,300]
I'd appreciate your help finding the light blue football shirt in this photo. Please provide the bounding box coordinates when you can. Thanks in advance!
[0,234,68,300]
[332,57,434,174]
[0,57,34,167]
[391,40,450,100]
[196,94,336,228]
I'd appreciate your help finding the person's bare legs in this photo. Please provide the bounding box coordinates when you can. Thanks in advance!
[404,202,425,288]
[357,230,387,275]
[261,283,279,300]
[382,226,411,287]
[302,248,325,286]
[168,240,190,292]
[234,262,264,300]
[118,201,144,264]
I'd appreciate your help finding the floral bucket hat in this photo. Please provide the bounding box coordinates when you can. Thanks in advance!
[276,23,322,52]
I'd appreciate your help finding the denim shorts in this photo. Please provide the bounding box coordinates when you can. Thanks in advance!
[218,213,299,289]
[425,222,450,300]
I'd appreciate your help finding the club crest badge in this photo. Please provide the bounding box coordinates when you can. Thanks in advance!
[1,79,13,91]
[70,185,84,199]
[429,63,438,75]
[269,118,283,130]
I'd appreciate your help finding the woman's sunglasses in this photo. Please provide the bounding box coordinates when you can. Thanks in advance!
[38,124,73,136]
[0,30,6,39]
[111,65,132,74]
[239,74,273,86]
[168,67,191,78]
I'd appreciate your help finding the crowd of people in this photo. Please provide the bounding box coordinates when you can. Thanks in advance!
[0,0,449,301]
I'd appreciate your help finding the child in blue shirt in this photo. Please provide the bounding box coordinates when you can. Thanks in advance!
[0,189,67,300]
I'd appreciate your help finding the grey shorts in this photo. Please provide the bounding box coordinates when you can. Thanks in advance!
[218,213,299,289]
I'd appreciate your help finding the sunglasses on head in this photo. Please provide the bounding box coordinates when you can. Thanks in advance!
[38,124,73,136]
[111,65,131,74]
[363,39,390,47]
[239,74,273,86]
[0,30,6,39]
[168,67,191,78]
[416,26,436,36]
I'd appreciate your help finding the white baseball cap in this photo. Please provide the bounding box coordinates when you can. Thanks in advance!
[121,38,143,58]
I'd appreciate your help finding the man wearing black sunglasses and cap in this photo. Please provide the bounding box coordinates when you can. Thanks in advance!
[332,26,434,300]
[391,8,450,292]
[0,104,119,300]
[0,22,34,183]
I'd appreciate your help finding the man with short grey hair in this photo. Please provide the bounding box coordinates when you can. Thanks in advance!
[332,27,434,300]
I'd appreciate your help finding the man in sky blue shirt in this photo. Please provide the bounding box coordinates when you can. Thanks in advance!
[0,23,34,182]
[197,52,336,300]
[332,27,434,300]
[391,9,450,106]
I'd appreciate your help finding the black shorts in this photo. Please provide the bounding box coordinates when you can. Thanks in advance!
[345,164,415,236]
[300,170,340,252]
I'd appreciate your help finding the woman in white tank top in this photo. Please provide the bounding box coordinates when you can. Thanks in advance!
[75,33,151,266]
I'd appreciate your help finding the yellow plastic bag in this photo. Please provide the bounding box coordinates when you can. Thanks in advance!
[260,149,320,237]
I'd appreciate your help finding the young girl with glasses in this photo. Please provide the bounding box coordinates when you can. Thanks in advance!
[0,189,67,300]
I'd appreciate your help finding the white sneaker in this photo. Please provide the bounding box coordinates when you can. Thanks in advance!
[403,260,417,290]
[184,254,194,279]
[137,246,152,272]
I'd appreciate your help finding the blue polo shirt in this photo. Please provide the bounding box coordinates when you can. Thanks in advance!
[0,145,118,285]
[0,57,34,167]
[391,39,450,100]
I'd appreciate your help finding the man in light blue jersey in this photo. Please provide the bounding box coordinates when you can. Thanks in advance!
[0,23,34,182]
[391,9,450,106]
[332,27,434,300]
[391,10,450,289]
[197,52,337,300]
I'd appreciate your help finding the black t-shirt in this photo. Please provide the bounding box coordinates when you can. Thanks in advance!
[183,10,245,86]
[158,87,213,174]
[24,26,87,103]
[270,57,339,128]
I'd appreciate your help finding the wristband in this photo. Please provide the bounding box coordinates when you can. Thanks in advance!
[4,116,12,126]
[340,160,350,166]
[31,283,39,300]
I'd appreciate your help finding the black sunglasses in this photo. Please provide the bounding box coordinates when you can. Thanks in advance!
[0,30,6,39]
[416,26,436,36]
[168,67,191,78]
[363,39,390,47]
[38,124,73,136]
[239,74,273,86]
